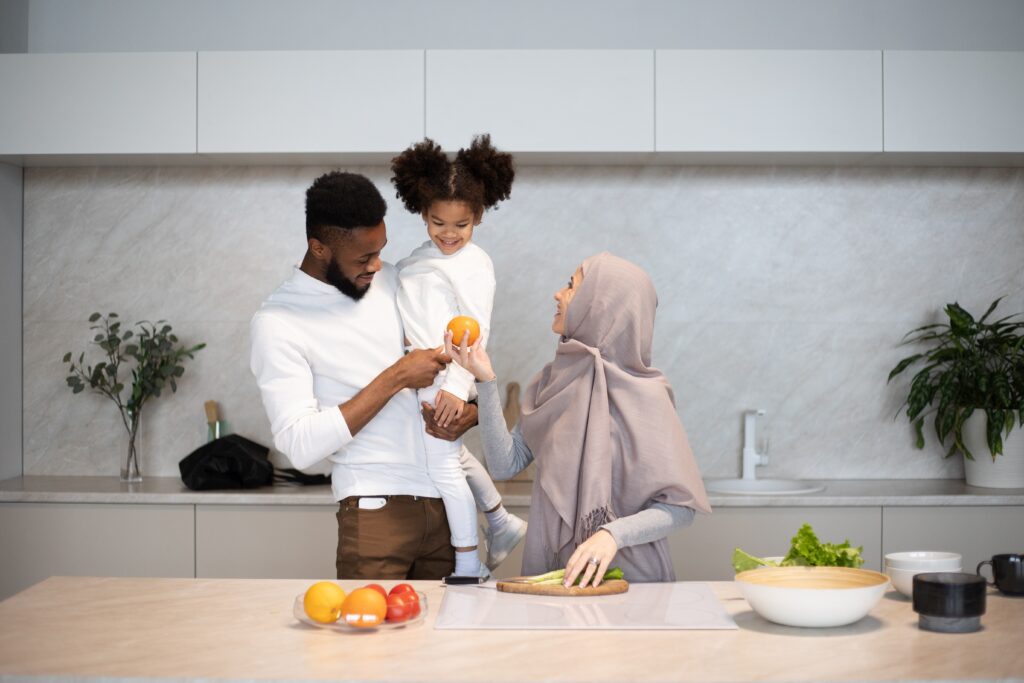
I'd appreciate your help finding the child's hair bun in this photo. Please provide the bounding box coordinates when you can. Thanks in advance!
[390,138,451,214]
[456,134,515,209]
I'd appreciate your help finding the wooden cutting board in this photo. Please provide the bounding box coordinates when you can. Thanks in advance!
[496,578,629,597]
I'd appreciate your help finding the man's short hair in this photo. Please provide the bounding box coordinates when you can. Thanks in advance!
[305,171,387,242]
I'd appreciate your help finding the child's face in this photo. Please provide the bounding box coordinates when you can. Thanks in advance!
[423,200,478,255]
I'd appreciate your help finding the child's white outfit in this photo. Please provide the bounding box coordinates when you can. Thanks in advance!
[396,240,496,550]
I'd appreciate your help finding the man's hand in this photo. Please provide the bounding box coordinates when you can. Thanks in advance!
[394,347,450,389]
[422,401,478,441]
[434,390,465,428]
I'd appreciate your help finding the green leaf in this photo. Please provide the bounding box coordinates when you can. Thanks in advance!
[946,302,975,334]
[123,330,133,340]
[108,312,118,318]
[72,385,84,394]
[888,354,923,382]
[977,297,1004,324]
[88,313,101,322]
[914,418,925,449]
[94,334,103,342]
[62,352,71,363]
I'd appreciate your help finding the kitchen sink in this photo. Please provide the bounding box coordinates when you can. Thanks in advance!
[704,478,825,495]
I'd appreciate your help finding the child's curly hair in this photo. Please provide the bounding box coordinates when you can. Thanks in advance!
[390,135,515,219]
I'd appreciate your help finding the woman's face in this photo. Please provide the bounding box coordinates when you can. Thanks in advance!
[423,200,478,255]
[552,265,584,336]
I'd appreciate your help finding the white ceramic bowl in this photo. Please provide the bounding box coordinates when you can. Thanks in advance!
[885,566,963,598]
[884,551,962,571]
[735,566,890,628]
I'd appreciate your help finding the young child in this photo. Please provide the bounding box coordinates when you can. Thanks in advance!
[391,135,526,578]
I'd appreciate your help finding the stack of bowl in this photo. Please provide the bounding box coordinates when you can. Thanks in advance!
[884,551,962,597]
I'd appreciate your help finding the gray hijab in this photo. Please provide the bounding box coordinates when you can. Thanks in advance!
[519,252,711,582]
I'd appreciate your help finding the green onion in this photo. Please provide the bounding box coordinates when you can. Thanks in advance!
[521,567,625,585]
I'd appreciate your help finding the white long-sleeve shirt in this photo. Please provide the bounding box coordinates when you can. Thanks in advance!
[249,265,439,501]
[396,240,496,401]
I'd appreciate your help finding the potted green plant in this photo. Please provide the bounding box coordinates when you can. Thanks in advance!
[888,297,1024,488]
[63,312,205,482]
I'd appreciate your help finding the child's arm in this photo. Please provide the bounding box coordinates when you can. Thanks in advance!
[439,264,496,402]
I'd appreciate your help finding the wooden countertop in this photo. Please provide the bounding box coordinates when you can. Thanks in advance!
[0,577,1021,682]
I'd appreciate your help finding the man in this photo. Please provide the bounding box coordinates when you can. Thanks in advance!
[250,171,478,579]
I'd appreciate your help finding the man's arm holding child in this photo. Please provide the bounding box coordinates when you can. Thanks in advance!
[252,313,449,470]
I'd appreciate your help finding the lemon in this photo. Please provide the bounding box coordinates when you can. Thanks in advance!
[303,581,347,624]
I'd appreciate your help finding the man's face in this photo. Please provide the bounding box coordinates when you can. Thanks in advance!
[322,221,387,300]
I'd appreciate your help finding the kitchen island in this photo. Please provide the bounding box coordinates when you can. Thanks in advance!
[0,576,1021,682]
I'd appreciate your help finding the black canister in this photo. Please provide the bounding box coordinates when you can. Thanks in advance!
[912,572,987,633]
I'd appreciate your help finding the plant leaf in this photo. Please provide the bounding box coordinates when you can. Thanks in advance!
[88,312,101,322]
[888,354,923,382]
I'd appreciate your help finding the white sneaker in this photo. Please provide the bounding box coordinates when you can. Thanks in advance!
[483,513,527,570]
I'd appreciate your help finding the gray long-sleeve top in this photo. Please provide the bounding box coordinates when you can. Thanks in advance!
[476,379,694,549]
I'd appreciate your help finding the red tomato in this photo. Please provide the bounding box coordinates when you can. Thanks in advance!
[386,593,417,623]
[363,583,387,599]
[388,583,416,598]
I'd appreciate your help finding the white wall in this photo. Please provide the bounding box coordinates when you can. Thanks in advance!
[24,0,1024,52]
[0,163,23,481]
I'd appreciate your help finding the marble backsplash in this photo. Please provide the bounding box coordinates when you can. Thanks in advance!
[21,165,1024,480]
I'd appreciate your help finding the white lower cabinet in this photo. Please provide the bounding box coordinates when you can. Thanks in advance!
[0,502,194,600]
[195,504,338,579]
[4,502,1019,596]
[881,506,1024,571]
[670,507,883,580]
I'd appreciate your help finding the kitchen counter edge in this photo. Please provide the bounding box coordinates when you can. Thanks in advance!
[1,476,1022,506]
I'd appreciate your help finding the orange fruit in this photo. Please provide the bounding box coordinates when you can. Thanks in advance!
[340,587,388,629]
[447,316,481,346]
[303,581,347,624]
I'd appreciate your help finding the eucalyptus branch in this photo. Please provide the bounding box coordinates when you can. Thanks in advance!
[63,312,206,440]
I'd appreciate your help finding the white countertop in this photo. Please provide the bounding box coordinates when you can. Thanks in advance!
[0,576,1022,683]
[1,475,1023,506]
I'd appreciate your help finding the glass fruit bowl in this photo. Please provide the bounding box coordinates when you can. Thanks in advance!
[292,591,427,632]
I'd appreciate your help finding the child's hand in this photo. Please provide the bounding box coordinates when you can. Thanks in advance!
[433,390,465,428]
[444,329,496,383]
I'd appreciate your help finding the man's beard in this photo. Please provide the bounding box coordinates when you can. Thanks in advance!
[325,260,370,301]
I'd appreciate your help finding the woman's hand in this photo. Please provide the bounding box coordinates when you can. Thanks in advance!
[563,529,618,588]
[433,390,464,428]
[443,329,496,383]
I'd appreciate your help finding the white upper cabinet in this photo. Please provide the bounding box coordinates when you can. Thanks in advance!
[426,50,654,152]
[884,51,1024,153]
[198,51,423,153]
[0,53,196,155]
[656,50,883,152]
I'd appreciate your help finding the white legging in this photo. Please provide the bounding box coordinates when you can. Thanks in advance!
[420,385,503,547]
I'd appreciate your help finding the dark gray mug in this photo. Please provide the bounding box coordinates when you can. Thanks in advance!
[976,554,1024,595]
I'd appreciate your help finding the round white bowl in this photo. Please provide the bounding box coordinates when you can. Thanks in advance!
[885,566,962,598]
[884,551,962,571]
[735,566,889,628]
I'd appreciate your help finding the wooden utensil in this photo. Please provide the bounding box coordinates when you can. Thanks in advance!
[204,400,221,441]
[496,578,629,597]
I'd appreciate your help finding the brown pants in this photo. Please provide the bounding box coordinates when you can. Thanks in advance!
[336,495,455,580]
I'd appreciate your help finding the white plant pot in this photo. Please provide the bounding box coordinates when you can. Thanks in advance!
[961,411,1024,489]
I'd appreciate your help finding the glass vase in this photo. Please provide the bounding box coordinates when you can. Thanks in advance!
[121,409,142,483]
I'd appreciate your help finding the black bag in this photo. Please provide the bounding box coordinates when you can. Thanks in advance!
[179,434,274,490]
[179,434,331,491]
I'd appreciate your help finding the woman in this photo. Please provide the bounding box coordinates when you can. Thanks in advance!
[445,252,711,587]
